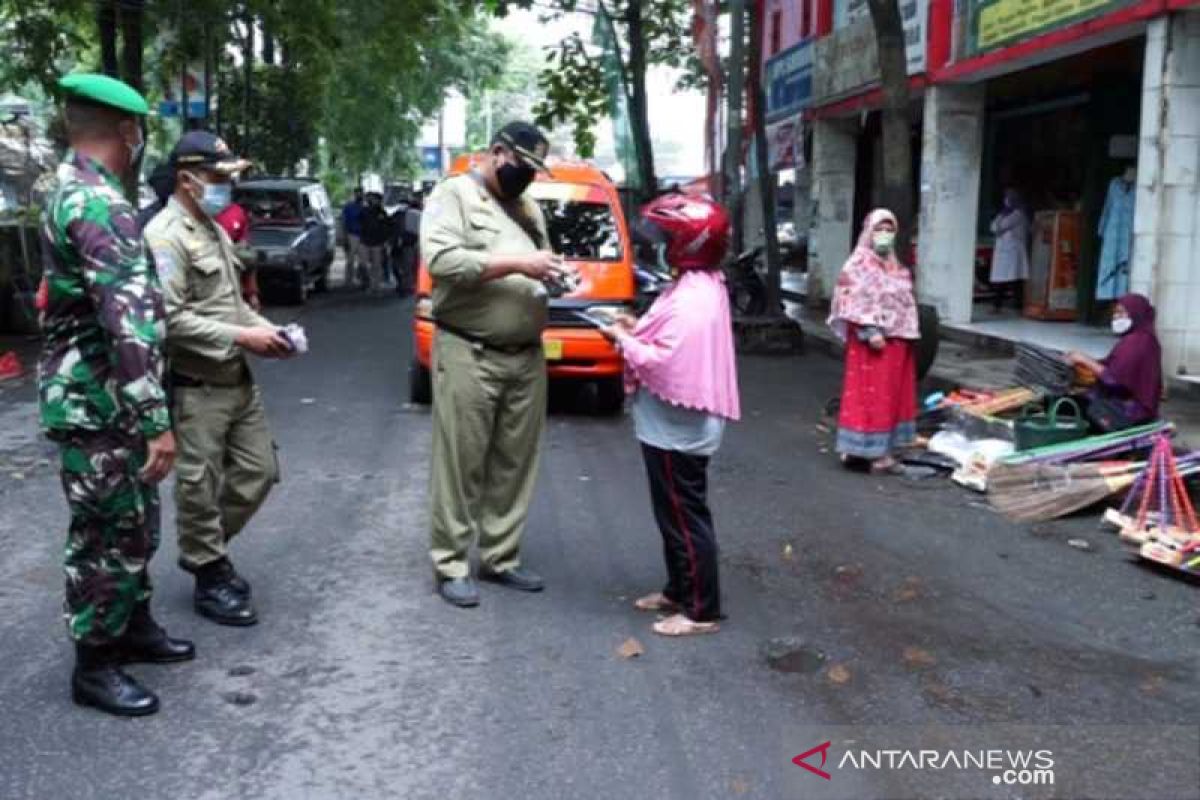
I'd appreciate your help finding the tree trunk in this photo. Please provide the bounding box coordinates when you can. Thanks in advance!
[749,0,781,315]
[625,1,658,200]
[262,27,275,66]
[867,0,915,262]
[97,1,119,78]
[243,9,255,157]
[118,0,145,91]
[725,0,747,254]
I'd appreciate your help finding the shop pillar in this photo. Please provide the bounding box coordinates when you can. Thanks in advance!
[808,117,857,303]
[1133,11,1200,376]
[916,84,986,324]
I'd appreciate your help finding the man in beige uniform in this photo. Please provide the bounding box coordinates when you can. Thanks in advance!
[145,132,292,626]
[421,122,566,608]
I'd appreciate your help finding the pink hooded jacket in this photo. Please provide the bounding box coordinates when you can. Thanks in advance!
[615,269,741,421]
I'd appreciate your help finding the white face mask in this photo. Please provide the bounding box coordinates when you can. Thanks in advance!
[872,230,896,254]
[1112,317,1132,335]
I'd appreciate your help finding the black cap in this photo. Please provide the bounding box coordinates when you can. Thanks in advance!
[170,131,250,174]
[492,121,550,172]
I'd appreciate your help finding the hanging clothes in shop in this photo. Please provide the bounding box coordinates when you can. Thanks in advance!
[1096,175,1135,300]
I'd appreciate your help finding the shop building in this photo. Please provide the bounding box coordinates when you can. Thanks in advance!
[755,0,824,256]
[801,0,1200,378]
[920,0,1200,377]
[805,0,931,300]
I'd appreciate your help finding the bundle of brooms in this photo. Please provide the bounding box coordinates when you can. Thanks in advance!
[987,422,1178,523]
[1103,436,1200,573]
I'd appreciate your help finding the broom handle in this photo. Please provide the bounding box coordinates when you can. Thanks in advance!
[1135,441,1163,529]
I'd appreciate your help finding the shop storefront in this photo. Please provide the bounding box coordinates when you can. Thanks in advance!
[759,0,821,267]
[806,0,929,299]
[916,0,1200,376]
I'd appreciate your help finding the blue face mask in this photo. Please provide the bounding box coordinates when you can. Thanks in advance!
[186,172,233,217]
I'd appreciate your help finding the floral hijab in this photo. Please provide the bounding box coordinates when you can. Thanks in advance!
[827,209,920,341]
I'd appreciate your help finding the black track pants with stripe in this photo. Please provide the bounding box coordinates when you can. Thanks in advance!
[641,444,722,622]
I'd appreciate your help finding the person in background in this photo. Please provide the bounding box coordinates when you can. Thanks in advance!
[601,193,740,638]
[215,196,261,311]
[359,192,391,290]
[396,193,423,295]
[1067,294,1162,432]
[989,188,1030,313]
[828,209,920,474]
[135,163,174,233]
[341,188,364,288]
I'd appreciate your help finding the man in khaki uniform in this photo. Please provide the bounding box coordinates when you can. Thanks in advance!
[421,122,567,608]
[145,131,291,626]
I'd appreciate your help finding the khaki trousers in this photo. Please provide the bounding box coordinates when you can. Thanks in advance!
[174,381,278,568]
[430,332,547,580]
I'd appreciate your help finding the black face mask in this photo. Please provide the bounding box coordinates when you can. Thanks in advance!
[496,161,536,199]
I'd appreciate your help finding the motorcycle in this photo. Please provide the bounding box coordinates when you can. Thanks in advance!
[725,247,768,317]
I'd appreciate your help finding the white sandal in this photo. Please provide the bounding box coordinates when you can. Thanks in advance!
[652,613,720,637]
[634,592,680,613]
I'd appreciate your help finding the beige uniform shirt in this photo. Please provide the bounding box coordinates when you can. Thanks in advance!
[144,197,273,384]
[420,173,550,347]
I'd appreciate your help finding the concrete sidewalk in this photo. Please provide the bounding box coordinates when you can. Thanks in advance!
[786,297,1200,448]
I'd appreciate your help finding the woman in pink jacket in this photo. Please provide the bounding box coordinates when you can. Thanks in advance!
[602,194,740,637]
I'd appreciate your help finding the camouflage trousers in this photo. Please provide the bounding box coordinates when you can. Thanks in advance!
[57,428,160,645]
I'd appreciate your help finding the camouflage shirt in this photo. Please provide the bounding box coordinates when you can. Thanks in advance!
[38,152,170,440]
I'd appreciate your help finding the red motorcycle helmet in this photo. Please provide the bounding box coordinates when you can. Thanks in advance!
[637,193,731,271]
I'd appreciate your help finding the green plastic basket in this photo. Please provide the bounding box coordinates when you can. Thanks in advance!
[1014,398,1091,452]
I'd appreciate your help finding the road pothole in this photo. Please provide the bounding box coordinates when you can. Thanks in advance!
[762,638,826,674]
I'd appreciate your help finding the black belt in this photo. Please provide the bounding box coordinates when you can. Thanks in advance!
[169,369,249,388]
[435,321,539,356]
[170,372,205,388]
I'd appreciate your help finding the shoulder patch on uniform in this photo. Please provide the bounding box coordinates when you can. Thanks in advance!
[147,241,178,281]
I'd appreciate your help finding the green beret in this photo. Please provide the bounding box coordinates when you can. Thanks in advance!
[59,73,149,116]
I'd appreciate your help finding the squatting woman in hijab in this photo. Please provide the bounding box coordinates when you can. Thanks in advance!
[828,209,920,473]
[1067,293,1162,432]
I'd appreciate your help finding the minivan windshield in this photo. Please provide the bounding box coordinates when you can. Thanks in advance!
[535,199,622,261]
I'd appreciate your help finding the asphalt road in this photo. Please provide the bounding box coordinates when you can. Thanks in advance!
[0,288,1196,800]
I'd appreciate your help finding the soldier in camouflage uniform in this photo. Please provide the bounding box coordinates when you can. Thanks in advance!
[39,74,193,718]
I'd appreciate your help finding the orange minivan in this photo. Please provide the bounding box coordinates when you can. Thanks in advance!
[409,155,635,413]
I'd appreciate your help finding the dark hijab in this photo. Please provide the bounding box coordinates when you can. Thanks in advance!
[1104,294,1162,416]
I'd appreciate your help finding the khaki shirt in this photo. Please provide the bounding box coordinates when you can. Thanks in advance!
[420,173,549,347]
[144,197,273,384]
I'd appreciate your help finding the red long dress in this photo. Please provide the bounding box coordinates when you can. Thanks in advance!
[836,325,917,459]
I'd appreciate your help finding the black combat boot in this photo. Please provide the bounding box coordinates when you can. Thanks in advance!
[72,643,160,717]
[179,557,251,598]
[194,561,258,627]
[122,603,196,664]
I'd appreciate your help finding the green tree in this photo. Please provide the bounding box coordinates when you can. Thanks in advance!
[485,0,703,198]
[0,0,507,184]
[465,36,543,151]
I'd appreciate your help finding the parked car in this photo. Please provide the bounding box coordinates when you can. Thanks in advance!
[235,178,336,304]
[411,156,636,414]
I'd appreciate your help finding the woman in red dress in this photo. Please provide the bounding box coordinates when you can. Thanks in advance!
[828,209,920,473]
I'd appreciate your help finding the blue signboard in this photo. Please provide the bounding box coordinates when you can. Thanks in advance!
[765,41,813,123]
[157,100,208,119]
[421,146,443,172]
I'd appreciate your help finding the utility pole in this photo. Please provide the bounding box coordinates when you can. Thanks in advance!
[437,106,445,176]
[484,89,493,145]
[725,0,746,254]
